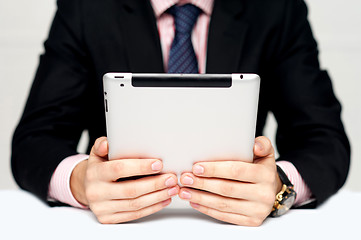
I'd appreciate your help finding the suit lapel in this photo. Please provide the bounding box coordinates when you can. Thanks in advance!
[115,0,247,74]
[206,0,248,73]
[117,0,164,73]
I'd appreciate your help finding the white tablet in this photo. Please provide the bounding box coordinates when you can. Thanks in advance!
[103,73,260,208]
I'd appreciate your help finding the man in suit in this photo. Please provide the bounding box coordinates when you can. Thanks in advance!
[12,0,350,226]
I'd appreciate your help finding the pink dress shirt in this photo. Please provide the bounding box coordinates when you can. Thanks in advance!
[48,0,312,208]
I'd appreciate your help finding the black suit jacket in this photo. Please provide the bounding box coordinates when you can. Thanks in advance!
[12,0,350,207]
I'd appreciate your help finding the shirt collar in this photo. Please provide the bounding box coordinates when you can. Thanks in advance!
[150,0,214,18]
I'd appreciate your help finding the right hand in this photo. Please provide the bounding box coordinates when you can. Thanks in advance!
[70,137,179,224]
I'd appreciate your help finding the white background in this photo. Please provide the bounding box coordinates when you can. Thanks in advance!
[0,0,360,192]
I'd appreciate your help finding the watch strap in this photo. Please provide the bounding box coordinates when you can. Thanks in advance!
[276,165,293,187]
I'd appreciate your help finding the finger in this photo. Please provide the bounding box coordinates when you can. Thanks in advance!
[97,158,164,181]
[179,188,271,218]
[180,173,272,201]
[96,199,172,224]
[94,174,178,200]
[91,186,179,215]
[253,136,274,159]
[89,137,108,160]
[192,161,267,183]
[189,202,264,227]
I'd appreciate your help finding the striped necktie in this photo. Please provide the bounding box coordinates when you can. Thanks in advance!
[167,4,201,73]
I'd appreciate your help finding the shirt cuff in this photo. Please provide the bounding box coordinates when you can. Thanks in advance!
[48,154,89,209]
[276,161,313,207]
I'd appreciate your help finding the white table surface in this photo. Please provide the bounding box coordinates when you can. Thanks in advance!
[1,189,360,240]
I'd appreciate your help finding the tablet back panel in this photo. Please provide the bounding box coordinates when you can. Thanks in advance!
[104,73,259,170]
[103,73,260,208]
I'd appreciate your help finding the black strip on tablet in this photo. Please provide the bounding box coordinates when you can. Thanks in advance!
[131,74,232,88]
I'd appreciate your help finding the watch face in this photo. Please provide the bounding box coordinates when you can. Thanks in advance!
[274,189,296,217]
[279,195,295,215]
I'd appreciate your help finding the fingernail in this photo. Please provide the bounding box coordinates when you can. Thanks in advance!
[96,139,105,149]
[255,141,263,152]
[168,187,178,196]
[180,190,192,199]
[162,199,171,206]
[182,176,194,185]
[151,160,162,171]
[193,165,204,175]
[165,177,176,187]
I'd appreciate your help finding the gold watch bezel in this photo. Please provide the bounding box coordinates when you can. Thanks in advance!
[271,184,296,216]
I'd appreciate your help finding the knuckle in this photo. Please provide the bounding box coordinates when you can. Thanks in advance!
[266,189,276,204]
[250,165,262,178]
[256,165,274,183]
[154,177,163,190]
[191,190,202,203]
[246,217,263,227]
[220,182,234,196]
[264,170,274,183]
[262,166,277,182]
[206,163,215,176]
[85,186,100,202]
[197,177,206,189]
[128,199,142,211]
[97,215,115,224]
[254,204,271,219]
[90,203,106,216]
[96,215,107,224]
[259,188,275,205]
[193,177,202,190]
[122,186,138,198]
[112,161,124,175]
[216,201,229,211]
[230,162,244,179]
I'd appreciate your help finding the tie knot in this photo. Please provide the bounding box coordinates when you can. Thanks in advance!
[168,4,201,34]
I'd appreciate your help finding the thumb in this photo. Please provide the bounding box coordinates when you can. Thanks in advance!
[253,136,274,158]
[90,137,108,159]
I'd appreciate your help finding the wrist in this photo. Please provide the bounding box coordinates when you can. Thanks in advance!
[276,161,313,206]
[70,159,89,206]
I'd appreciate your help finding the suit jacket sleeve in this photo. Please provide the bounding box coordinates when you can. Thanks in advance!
[269,0,350,206]
[11,0,92,203]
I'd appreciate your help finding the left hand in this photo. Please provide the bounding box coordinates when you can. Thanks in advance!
[179,136,282,226]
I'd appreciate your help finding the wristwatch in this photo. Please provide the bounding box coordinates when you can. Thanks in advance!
[270,166,297,217]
